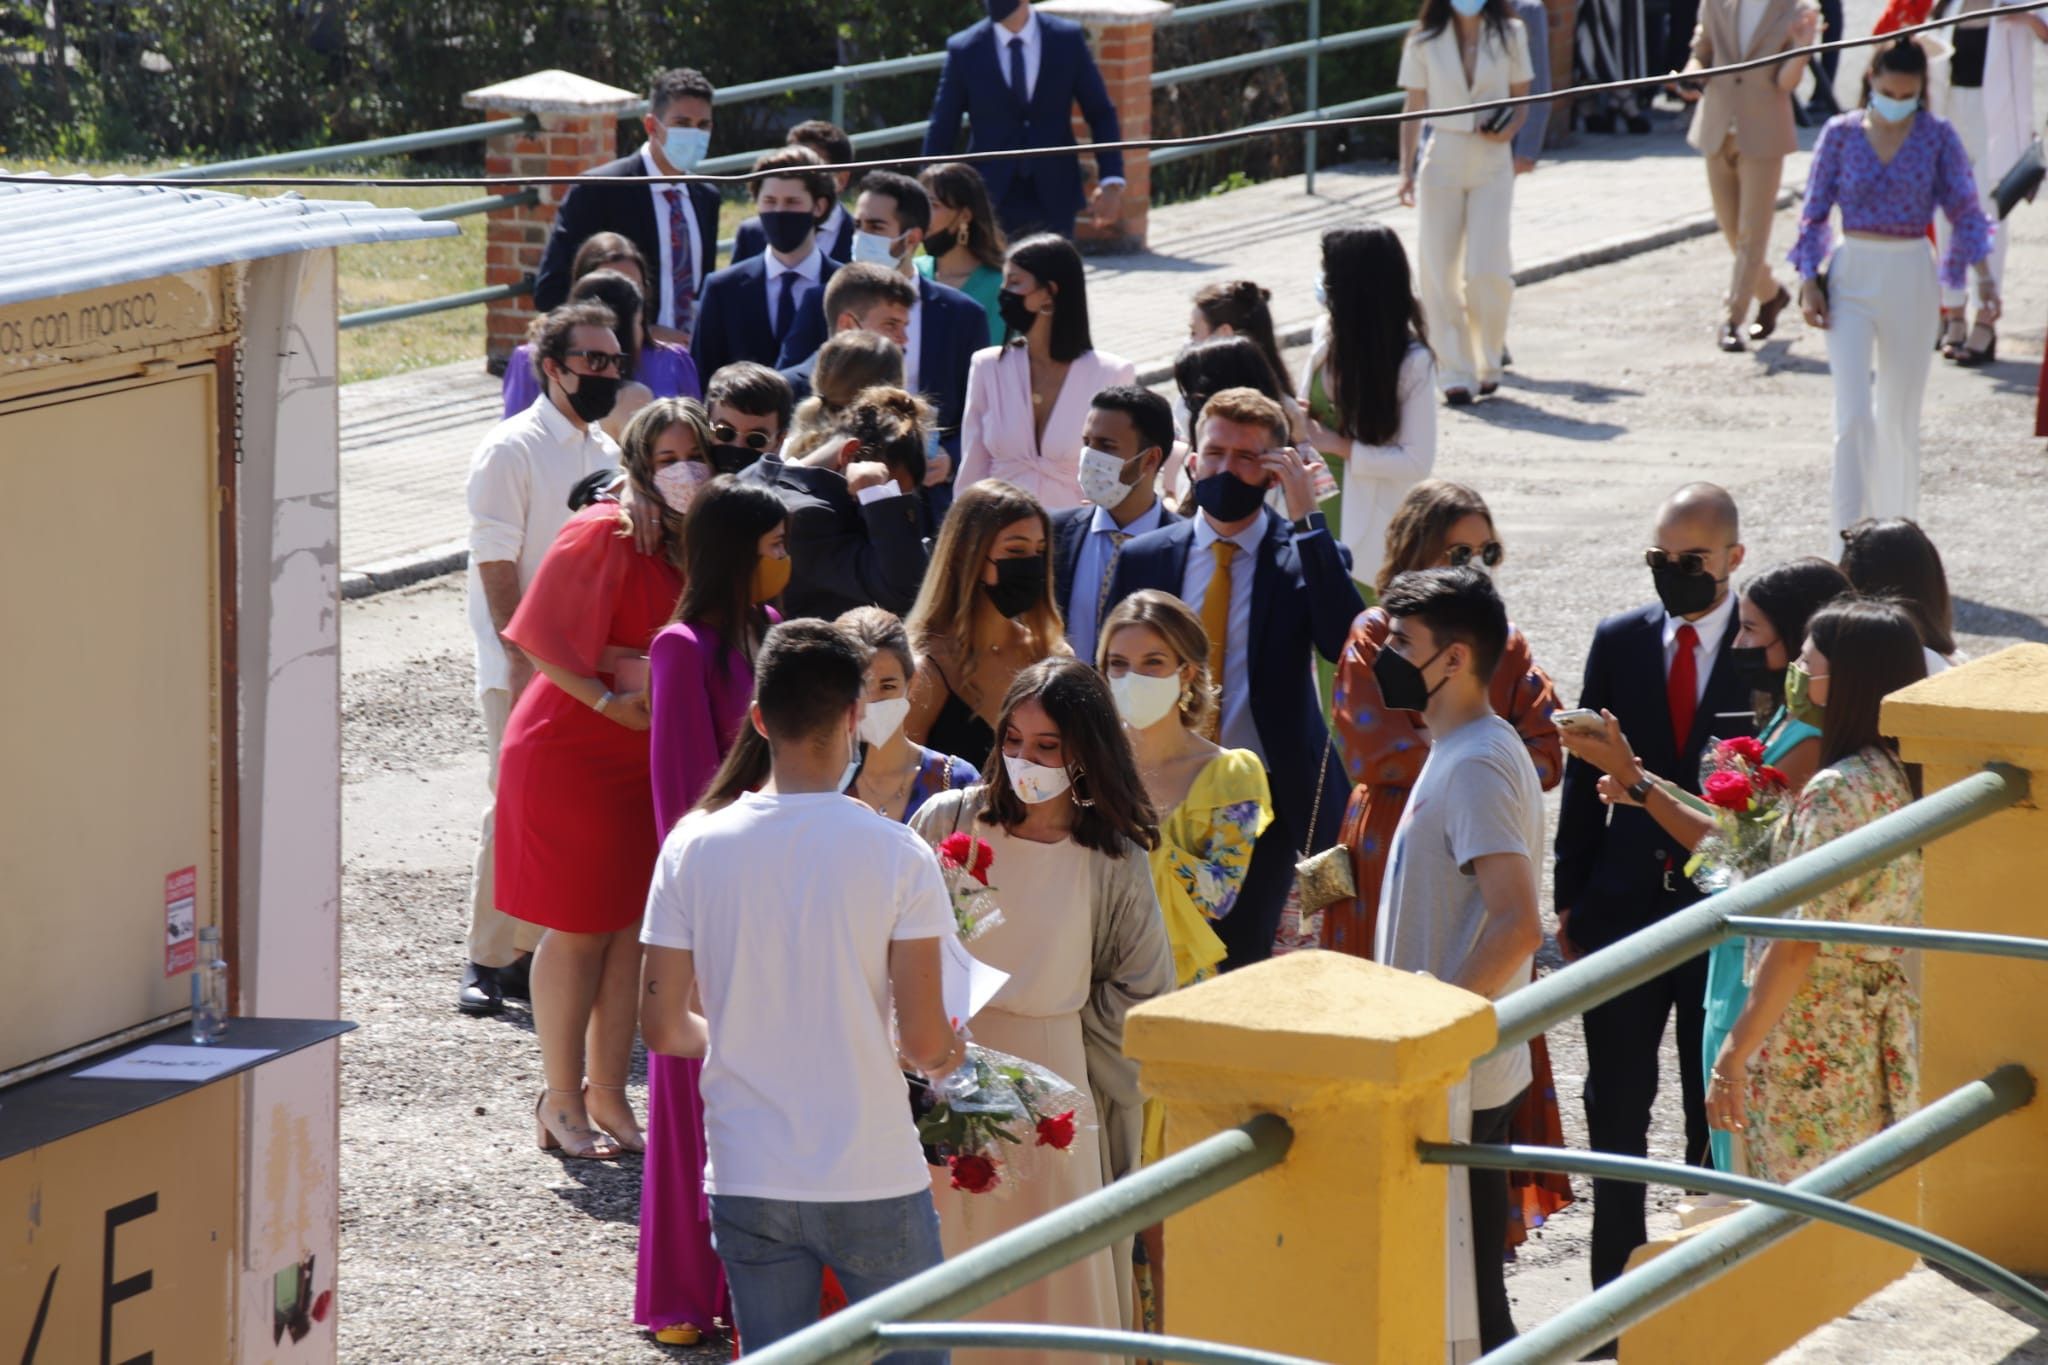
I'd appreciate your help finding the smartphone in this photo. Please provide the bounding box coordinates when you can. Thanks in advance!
[1554,708,1607,735]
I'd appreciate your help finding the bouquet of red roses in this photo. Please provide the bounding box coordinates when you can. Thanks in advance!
[913,1045,1092,1197]
[936,832,1005,942]
[1684,735,1793,892]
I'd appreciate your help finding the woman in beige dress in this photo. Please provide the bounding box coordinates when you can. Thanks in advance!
[911,658,1175,1359]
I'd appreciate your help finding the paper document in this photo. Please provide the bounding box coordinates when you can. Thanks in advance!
[940,936,1010,1026]
[73,1044,276,1082]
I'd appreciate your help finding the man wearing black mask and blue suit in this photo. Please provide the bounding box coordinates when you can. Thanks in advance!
[923,0,1128,241]
[690,146,844,380]
[1105,387,1362,968]
[1553,481,1754,1297]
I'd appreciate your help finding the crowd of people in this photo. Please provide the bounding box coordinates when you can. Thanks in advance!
[443,0,2011,1349]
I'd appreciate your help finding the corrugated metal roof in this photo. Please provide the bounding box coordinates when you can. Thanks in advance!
[0,173,459,307]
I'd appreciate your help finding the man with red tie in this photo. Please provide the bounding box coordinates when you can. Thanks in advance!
[1553,482,1752,1297]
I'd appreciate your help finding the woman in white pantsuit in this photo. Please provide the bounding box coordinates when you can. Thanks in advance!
[1397,0,1534,405]
[1794,39,1997,536]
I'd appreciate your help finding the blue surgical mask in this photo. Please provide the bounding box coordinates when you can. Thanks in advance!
[1450,0,1489,16]
[1867,92,1920,124]
[850,229,907,269]
[661,125,710,173]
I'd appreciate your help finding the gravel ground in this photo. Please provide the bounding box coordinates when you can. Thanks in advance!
[337,183,2048,1361]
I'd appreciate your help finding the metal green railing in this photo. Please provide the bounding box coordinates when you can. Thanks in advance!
[337,280,528,331]
[161,113,538,182]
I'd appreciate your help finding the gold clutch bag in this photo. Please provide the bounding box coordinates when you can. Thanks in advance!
[1291,746,1355,912]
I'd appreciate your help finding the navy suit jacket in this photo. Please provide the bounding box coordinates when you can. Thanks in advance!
[921,14,1125,221]
[1050,500,1179,640]
[730,210,857,267]
[1107,511,1360,855]
[533,156,721,321]
[690,255,843,381]
[1553,601,1758,952]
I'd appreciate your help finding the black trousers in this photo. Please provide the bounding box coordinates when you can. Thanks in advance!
[1471,1089,1527,1352]
[1581,951,1711,1287]
[1216,821,1294,969]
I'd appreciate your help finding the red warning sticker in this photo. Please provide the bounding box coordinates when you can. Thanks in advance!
[165,866,197,976]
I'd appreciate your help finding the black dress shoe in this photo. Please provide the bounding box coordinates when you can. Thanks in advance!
[1626,114,1653,134]
[498,952,533,1003]
[1749,285,1792,341]
[1444,387,1475,406]
[1717,322,1747,353]
[459,961,503,1015]
[1478,379,1501,397]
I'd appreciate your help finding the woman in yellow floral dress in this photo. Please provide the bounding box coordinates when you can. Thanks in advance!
[1095,589,1272,1333]
[1705,600,1929,1183]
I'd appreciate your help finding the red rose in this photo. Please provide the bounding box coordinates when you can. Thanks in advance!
[1720,736,1765,765]
[937,832,974,868]
[1035,1110,1077,1150]
[1703,771,1755,811]
[948,1153,1000,1193]
[1758,765,1789,788]
[969,837,995,885]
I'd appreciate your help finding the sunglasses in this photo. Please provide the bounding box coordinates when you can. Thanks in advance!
[1447,542,1505,569]
[565,348,624,374]
[712,422,774,450]
[1644,549,1717,575]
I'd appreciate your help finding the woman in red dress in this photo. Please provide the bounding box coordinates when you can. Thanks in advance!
[497,398,705,1159]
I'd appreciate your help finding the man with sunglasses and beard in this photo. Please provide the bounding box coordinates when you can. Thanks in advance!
[1554,481,1754,1313]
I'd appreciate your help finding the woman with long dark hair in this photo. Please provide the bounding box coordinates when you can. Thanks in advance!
[903,480,1069,769]
[918,162,1010,347]
[1188,279,1296,398]
[1299,224,1437,589]
[1396,0,1533,405]
[956,233,1135,510]
[1168,335,1315,505]
[636,475,790,1348]
[1838,516,1960,672]
[910,659,1174,1351]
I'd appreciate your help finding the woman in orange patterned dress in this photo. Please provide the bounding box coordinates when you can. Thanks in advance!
[1326,478,1572,1245]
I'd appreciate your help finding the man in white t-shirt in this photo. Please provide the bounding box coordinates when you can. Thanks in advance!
[640,620,961,1359]
[1372,566,1545,1353]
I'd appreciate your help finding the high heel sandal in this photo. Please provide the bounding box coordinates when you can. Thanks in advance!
[534,1088,624,1160]
[1956,322,1997,367]
[583,1080,647,1154]
[1938,309,1968,359]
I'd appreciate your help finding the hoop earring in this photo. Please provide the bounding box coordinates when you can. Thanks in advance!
[1069,765,1095,808]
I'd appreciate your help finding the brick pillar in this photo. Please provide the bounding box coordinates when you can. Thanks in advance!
[462,70,644,371]
[1041,0,1170,254]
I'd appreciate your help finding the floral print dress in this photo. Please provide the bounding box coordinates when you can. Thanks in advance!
[1744,746,1922,1183]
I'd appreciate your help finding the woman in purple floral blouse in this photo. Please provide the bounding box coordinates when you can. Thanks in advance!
[1791,37,1997,540]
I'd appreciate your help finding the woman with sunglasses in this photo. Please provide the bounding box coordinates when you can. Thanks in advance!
[909,659,1174,1352]
[636,475,791,1348]
[503,235,702,420]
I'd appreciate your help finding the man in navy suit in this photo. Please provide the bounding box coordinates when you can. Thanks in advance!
[1053,385,1176,660]
[923,0,1127,240]
[729,120,859,265]
[1108,388,1362,968]
[533,68,720,346]
[1553,482,1754,1293]
[691,147,844,381]
[778,264,916,402]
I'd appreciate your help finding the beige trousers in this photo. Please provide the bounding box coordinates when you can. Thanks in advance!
[467,688,541,967]
[1704,138,1786,323]
[1417,129,1517,392]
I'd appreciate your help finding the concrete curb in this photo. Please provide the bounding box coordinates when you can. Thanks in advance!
[340,540,470,600]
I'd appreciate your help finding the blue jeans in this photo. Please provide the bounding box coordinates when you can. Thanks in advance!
[708,1190,948,1364]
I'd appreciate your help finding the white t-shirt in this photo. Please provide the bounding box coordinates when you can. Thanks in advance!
[1375,713,1543,1110]
[641,790,955,1201]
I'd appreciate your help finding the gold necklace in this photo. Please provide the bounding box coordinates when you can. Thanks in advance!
[861,753,920,816]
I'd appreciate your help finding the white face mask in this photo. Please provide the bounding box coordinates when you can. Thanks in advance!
[859,695,912,748]
[1111,670,1182,730]
[1078,446,1139,509]
[850,229,907,269]
[1003,753,1073,805]
[653,460,708,515]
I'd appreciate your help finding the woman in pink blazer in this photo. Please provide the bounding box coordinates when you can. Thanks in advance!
[956,233,1134,511]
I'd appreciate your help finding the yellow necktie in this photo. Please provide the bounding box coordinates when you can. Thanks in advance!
[1202,541,1237,739]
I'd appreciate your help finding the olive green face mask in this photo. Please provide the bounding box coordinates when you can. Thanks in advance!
[1785,661,1827,728]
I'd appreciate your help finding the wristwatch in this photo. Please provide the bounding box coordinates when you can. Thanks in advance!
[1291,510,1326,536]
[1626,773,1657,804]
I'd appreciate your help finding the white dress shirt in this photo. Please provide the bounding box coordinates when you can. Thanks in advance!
[817,203,849,255]
[764,245,828,333]
[1662,587,1736,703]
[1065,500,1168,658]
[465,395,620,696]
[1736,0,1766,55]
[1183,514,1271,760]
[640,144,705,333]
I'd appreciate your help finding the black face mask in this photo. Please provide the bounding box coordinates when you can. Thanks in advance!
[1728,645,1784,698]
[924,225,961,257]
[758,209,816,256]
[985,0,1023,21]
[1373,643,1447,714]
[996,288,1039,338]
[1193,470,1269,524]
[708,443,760,476]
[1651,559,1720,618]
[983,555,1046,619]
[562,372,619,425]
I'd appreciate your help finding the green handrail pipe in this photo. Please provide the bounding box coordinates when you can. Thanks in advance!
[1460,1065,2037,1364]
[873,1323,1325,1364]
[1487,763,2029,1061]
[742,1114,1294,1365]
[416,187,539,222]
[1150,22,1409,88]
[162,114,539,180]
[1163,0,1306,24]
[1725,916,2048,962]
[1148,91,1406,167]
[339,279,529,331]
[1305,0,1324,193]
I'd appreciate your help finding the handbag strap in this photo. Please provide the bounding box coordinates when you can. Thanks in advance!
[1301,742,1332,861]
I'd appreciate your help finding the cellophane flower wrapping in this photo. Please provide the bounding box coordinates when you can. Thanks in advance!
[1685,736,1792,893]
[936,831,1005,942]
[915,1045,1094,1197]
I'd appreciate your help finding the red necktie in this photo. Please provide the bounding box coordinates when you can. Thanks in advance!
[1668,623,1699,753]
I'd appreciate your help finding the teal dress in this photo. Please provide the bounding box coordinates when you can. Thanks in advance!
[917,255,1006,347]
[1704,706,1820,1173]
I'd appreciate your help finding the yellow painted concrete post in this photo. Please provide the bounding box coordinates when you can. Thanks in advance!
[1883,643,2048,1272]
[1125,951,1496,1362]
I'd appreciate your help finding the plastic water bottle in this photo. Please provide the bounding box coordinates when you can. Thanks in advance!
[190,926,228,1044]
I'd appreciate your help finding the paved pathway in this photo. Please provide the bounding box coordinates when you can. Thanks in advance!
[338,115,1819,594]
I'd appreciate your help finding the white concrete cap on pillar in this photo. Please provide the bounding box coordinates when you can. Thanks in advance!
[462,69,643,115]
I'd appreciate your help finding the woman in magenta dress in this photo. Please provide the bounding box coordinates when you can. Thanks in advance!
[496,399,704,1161]
[636,475,791,1348]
